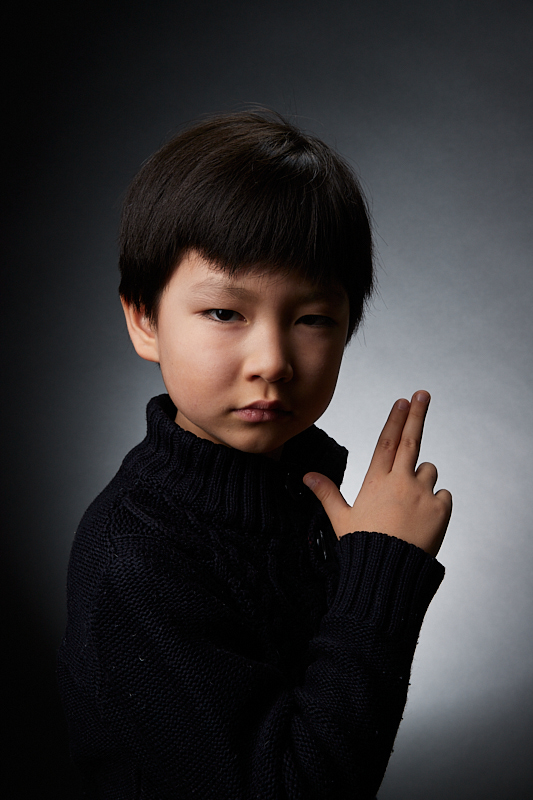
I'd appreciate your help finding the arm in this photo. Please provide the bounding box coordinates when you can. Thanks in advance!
[92,530,442,799]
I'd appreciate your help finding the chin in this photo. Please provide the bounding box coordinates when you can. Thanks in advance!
[230,429,298,455]
[232,440,284,455]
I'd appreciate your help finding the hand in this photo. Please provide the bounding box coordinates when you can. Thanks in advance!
[303,391,452,557]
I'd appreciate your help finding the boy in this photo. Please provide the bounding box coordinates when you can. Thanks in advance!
[58,111,452,799]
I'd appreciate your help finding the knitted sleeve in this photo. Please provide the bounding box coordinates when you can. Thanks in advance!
[80,520,444,799]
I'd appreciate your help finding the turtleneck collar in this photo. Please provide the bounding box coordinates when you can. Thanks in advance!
[122,395,348,535]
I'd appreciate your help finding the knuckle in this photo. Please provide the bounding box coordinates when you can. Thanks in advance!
[401,436,419,451]
[378,436,396,452]
[319,485,332,502]
[433,496,451,521]
[315,480,334,503]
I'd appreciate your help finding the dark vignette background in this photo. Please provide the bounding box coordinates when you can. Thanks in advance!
[3,1,533,797]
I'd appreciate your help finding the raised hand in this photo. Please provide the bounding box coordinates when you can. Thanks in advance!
[303,391,452,557]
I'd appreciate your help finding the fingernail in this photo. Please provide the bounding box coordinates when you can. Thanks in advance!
[415,391,430,404]
[397,399,409,410]
[303,475,317,489]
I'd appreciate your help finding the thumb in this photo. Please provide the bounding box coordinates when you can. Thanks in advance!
[303,472,351,539]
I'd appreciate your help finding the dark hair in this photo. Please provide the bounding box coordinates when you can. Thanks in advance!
[119,110,374,341]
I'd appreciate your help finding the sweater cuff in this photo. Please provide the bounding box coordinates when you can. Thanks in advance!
[329,531,445,638]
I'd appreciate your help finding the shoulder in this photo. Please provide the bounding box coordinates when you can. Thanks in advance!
[70,463,196,573]
[65,456,200,635]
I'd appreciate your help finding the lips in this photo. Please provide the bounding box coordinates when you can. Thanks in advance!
[242,401,287,411]
[234,401,290,423]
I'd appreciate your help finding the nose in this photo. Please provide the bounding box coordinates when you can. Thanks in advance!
[244,326,294,383]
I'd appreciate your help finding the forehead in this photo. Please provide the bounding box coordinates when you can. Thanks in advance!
[174,252,348,305]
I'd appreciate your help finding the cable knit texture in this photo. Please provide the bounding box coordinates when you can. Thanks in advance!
[58,394,445,799]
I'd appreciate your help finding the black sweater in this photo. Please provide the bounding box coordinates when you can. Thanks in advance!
[58,395,445,799]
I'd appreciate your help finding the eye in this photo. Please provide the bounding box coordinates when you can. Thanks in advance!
[205,309,243,322]
[297,315,337,327]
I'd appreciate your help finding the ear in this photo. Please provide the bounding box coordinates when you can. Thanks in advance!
[121,298,160,363]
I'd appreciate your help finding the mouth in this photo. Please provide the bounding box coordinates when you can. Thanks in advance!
[233,401,291,423]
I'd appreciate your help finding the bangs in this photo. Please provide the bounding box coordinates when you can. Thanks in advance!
[190,149,368,290]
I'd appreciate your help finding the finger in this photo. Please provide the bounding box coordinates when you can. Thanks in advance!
[366,397,411,477]
[435,488,453,515]
[416,461,438,489]
[303,472,351,538]
[393,390,430,473]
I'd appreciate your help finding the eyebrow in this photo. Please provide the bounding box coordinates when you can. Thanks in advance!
[189,281,260,302]
[189,278,346,304]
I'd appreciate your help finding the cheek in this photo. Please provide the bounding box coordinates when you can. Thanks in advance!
[193,337,241,384]
[160,329,239,396]
[304,339,344,382]
[299,342,344,408]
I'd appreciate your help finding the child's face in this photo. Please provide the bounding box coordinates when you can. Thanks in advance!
[125,251,350,455]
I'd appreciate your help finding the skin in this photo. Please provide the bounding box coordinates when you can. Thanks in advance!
[123,250,452,557]
[303,392,452,557]
[122,250,351,457]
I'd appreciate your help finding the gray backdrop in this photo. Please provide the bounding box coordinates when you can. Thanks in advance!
[3,0,532,796]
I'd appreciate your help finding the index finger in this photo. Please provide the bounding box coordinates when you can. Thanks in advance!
[392,390,431,472]
[365,396,412,477]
